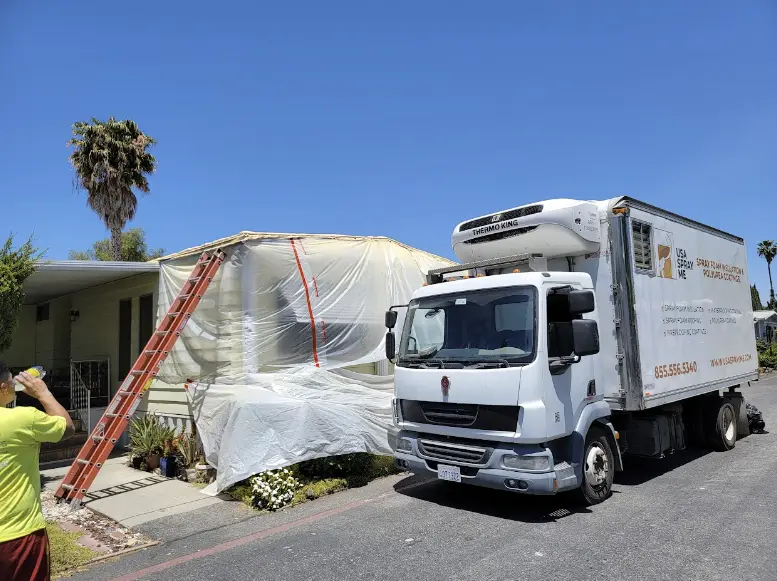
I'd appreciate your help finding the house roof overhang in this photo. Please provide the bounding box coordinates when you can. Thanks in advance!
[22,261,160,305]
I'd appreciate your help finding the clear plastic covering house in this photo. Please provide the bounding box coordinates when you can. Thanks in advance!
[151,232,453,492]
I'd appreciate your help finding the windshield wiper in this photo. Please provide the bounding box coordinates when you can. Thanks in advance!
[398,358,466,369]
[466,358,510,369]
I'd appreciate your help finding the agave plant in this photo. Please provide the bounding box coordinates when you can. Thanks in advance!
[128,414,175,458]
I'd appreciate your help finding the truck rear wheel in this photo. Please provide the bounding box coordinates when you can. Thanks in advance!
[706,400,737,452]
[575,428,614,506]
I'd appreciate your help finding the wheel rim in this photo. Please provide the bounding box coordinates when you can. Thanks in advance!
[584,444,609,487]
[724,407,735,442]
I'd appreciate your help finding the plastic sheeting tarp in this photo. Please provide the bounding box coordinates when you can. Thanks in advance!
[153,234,452,492]
[186,368,395,493]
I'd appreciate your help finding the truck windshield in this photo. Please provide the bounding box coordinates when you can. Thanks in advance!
[397,286,536,368]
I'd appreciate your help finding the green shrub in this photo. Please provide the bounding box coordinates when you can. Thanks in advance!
[226,453,400,511]
[297,453,399,487]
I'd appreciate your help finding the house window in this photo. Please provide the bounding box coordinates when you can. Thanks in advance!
[632,220,653,273]
[119,299,132,381]
[36,303,50,322]
[138,294,154,353]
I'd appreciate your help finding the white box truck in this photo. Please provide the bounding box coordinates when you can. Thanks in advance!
[385,197,758,504]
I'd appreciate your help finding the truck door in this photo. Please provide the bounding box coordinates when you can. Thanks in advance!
[543,283,597,439]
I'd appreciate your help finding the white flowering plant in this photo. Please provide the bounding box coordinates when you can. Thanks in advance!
[249,468,300,511]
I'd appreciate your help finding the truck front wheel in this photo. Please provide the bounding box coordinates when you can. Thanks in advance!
[576,428,615,506]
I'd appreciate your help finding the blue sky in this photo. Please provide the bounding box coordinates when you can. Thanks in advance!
[2,2,776,296]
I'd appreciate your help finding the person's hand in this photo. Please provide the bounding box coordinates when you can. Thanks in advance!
[15,371,51,400]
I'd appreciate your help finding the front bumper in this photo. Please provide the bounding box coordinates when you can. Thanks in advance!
[394,431,579,495]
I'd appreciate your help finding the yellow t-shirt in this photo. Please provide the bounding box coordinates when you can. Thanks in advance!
[0,406,66,544]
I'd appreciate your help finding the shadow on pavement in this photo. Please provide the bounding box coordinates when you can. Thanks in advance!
[83,474,168,502]
[394,475,591,523]
[614,447,712,486]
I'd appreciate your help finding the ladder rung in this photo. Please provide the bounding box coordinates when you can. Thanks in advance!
[61,484,74,490]
[176,294,192,301]
[106,413,120,418]
[76,459,90,465]
[155,330,170,336]
[130,370,146,376]
[167,312,181,317]
[189,277,202,283]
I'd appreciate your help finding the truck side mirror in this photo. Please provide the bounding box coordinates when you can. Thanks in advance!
[572,319,600,357]
[568,290,595,315]
[385,310,398,329]
[385,331,396,362]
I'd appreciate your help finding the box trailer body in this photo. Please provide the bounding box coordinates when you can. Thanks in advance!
[580,198,758,411]
[387,197,757,504]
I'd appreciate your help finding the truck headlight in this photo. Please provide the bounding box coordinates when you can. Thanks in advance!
[397,438,413,453]
[503,455,550,471]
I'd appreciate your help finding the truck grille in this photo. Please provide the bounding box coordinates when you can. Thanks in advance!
[400,400,520,432]
[419,402,477,426]
[459,204,543,231]
[418,439,488,466]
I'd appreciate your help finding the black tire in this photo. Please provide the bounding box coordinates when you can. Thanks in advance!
[706,401,737,452]
[575,428,615,506]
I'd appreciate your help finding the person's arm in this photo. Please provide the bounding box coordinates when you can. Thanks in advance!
[16,371,75,441]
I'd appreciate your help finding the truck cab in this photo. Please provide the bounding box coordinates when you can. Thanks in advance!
[386,199,620,505]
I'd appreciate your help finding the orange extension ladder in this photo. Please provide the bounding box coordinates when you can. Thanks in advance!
[55,249,226,507]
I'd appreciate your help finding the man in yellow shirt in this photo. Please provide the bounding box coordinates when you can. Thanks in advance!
[0,361,74,581]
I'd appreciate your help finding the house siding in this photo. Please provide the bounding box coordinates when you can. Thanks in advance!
[70,273,159,395]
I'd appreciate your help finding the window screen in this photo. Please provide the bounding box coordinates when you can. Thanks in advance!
[632,220,653,272]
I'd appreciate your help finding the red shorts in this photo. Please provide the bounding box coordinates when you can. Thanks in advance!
[0,529,50,581]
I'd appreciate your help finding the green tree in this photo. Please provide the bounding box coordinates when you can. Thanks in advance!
[751,284,763,312]
[69,228,164,262]
[0,235,41,352]
[68,118,157,261]
[757,240,777,308]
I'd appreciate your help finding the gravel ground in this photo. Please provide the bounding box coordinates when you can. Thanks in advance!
[68,376,777,581]
[42,489,149,554]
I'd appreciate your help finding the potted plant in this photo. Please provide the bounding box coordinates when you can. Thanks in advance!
[128,414,173,472]
[160,439,178,478]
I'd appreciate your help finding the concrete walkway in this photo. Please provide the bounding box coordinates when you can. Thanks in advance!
[42,456,225,528]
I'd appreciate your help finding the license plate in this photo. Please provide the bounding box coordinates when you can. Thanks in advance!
[437,464,461,483]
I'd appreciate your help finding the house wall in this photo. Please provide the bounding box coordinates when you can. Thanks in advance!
[70,273,159,392]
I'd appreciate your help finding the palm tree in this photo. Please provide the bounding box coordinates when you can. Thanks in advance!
[757,240,777,308]
[68,118,157,260]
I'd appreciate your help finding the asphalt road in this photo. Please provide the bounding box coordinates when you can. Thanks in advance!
[72,377,777,581]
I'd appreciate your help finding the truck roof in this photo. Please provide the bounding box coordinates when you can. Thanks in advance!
[411,271,593,300]
[610,197,744,245]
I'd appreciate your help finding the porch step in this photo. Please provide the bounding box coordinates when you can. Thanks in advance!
[40,433,89,464]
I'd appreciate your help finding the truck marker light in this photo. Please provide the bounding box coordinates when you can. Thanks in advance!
[513,269,521,273]
[614,431,620,440]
